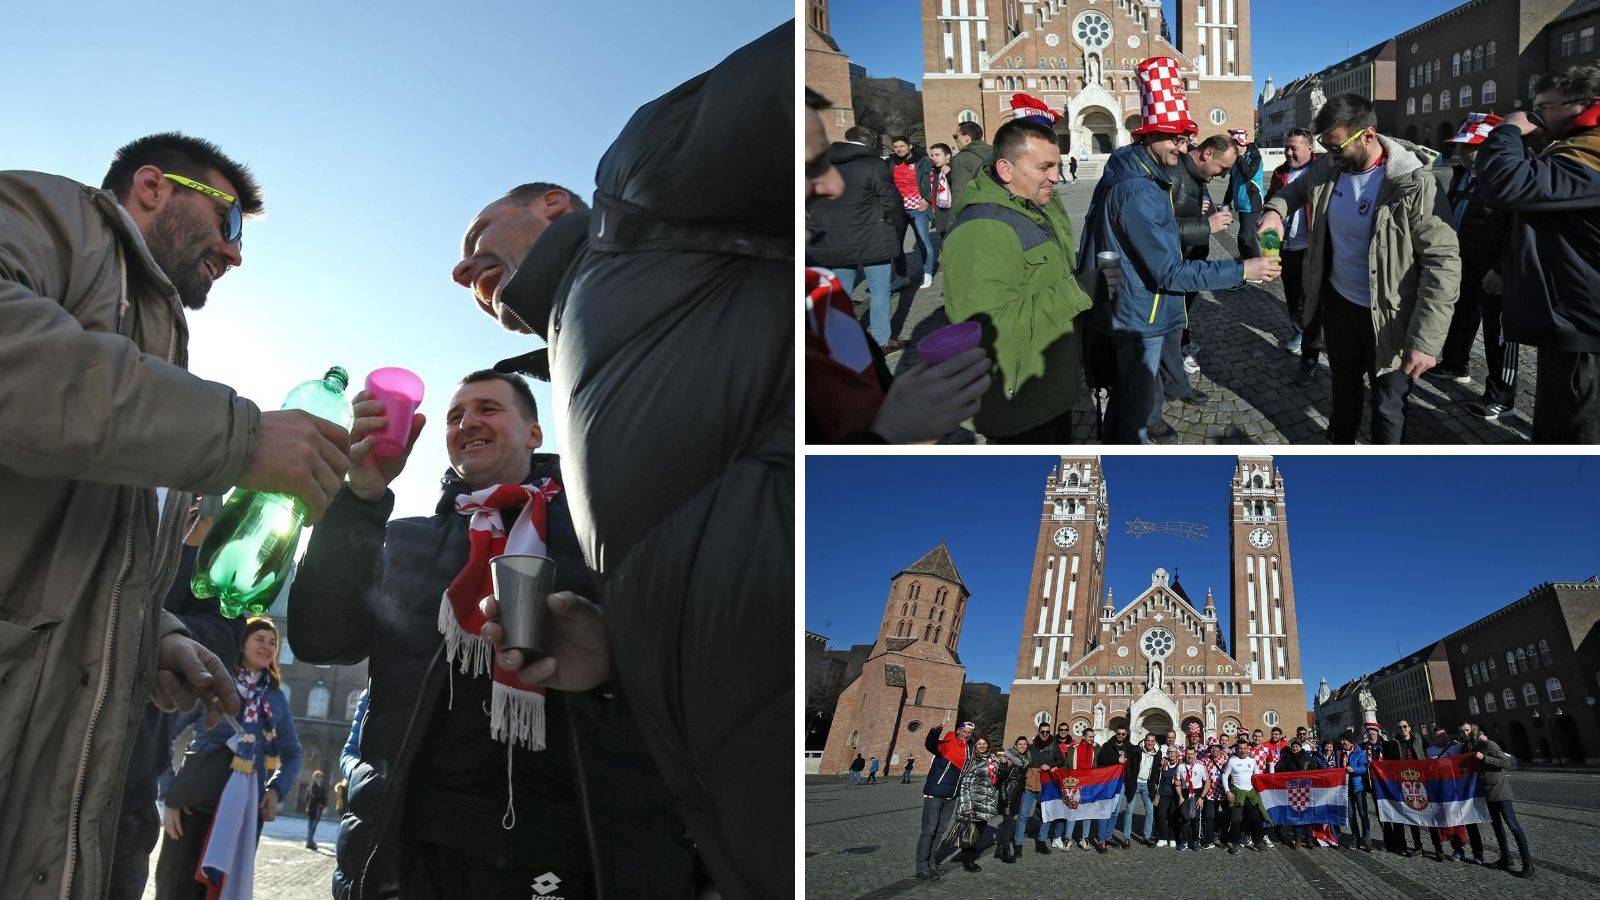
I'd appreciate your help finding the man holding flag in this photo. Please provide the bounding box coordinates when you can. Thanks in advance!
[1454,724,1531,877]
[1039,760,1127,852]
[1367,728,1527,874]
[1253,750,1348,850]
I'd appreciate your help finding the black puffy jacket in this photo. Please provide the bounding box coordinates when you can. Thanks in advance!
[288,457,694,899]
[1447,166,1512,283]
[1169,152,1216,259]
[806,142,902,266]
[492,21,792,899]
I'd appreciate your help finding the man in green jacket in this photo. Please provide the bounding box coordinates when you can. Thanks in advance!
[1257,93,1460,443]
[942,114,1103,442]
[947,121,994,214]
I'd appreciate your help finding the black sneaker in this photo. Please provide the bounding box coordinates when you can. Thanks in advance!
[1469,400,1514,420]
[1180,389,1210,406]
[1229,843,1240,855]
[1294,358,1317,386]
[1148,420,1177,440]
[1426,366,1471,384]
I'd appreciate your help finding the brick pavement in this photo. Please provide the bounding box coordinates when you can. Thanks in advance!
[846,170,1536,444]
[805,771,1600,898]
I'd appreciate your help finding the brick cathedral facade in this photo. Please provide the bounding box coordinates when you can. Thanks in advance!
[1004,456,1306,750]
[920,0,1256,154]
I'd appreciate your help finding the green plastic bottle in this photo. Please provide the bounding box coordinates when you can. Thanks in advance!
[1260,228,1282,257]
[191,367,354,616]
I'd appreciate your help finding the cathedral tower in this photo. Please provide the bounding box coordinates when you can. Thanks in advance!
[1227,457,1304,685]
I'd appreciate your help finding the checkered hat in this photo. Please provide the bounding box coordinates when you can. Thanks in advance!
[1133,56,1197,136]
[1228,128,1250,146]
[1448,112,1505,145]
[1010,92,1059,125]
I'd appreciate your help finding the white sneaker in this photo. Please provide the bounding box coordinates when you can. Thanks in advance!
[921,273,934,288]
[1261,838,1274,848]
[1052,838,1067,849]
[1183,355,1200,374]
[1078,839,1091,851]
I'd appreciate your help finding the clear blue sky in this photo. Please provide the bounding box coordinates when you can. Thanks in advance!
[828,0,1464,103]
[5,0,787,518]
[806,456,1600,711]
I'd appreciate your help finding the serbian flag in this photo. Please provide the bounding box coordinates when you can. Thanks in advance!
[1252,768,1348,827]
[1040,764,1123,822]
[1372,756,1489,827]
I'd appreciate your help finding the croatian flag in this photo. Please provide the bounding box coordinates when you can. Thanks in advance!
[1372,756,1489,827]
[1253,768,1348,827]
[1040,764,1124,823]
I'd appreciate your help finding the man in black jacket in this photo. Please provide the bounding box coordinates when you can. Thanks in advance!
[289,371,694,899]
[1014,723,1063,855]
[1474,61,1600,442]
[1435,116,1519,420]
[1273,740,1315,848]
[108,498,246,900]
[453,24,792,898]
[808,124,906,351]
[1094,726,1138,849]
[1165,134,1238,401]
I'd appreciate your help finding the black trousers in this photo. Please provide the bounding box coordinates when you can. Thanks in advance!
[307,807,323,844]
[1228,798,1264,845]
[985,412,1075,444]
[108,804,161,900]
[154,808,264,900]
[1153,794,1180,841]
[1282,248,1323,362]
[1533,347,1600,443]
[1323,289,1413,443]
[1202,798,1225,845]
[1236,210,1261,260]
[1487,799,1534,868]
[1440,279,1523,407]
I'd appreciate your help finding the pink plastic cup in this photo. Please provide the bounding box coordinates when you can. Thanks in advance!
[364,367,425,458]
[916,321,982,366]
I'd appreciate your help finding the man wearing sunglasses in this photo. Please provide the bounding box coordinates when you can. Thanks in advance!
[1473,61,1600,443]
[1256,93,1461,444]
[0,132,355,899]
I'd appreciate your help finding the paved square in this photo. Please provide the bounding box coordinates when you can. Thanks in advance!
[805,772,1600,898]
[845,171,1535,444]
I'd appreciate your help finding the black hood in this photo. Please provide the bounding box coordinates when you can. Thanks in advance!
[432,451,563,515]
[827,141,886,166]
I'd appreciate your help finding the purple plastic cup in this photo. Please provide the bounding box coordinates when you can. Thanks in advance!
[917,321,982,366]
[364,367,425,458]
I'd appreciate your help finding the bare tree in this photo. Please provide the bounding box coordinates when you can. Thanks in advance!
[853,80,926,151]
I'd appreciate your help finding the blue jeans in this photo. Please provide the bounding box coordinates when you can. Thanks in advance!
[832,263,895,347]
[1105,330,1179,443]
[848,771,860,785]
[1014,790,1039,847]
[1123,791,1155,839]
[906,208,937,277]
[1100,792,1130,842]
[1047,818,1069,841]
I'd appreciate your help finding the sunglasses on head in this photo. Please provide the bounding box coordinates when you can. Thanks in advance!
[163,172,242,245]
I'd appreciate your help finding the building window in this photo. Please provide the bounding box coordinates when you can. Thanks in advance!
[1211,108,1227,125]
[1441,90,1451,111]
[1465,662,1474,686]
[1517,647,1529,671]
[1472,45,1483,72]
[308,683,330,719]
[279,635,295,666]
[1530,75,1540,98]
[1564,33,1576,58]
[1469,695,1480,715]
[906,720,921,732]
[1584,28,1596,54]
[1422,93,1433,113]
[958,108,978,124]
[1461,85,1472,108]
[847,729,858,747]
[1546,677,1565,702]
[946,56,955,73]
[1453,53,1462,77]
[1502,687,1516,710]
[346,689,363,721]
[915,686,926,705]
[1425,63,1433,86]
[1488,657,1497,679]
[1487,40,1497,68]
[1539,639,1553,667]
[1507,651,1517,675]
[1435,59,1442,82]
[1485,692,1496,712]
[1482,81,1496,104]
[1523,683,1539,705]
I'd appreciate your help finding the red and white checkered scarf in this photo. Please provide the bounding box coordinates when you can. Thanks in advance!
[439,478,562,751]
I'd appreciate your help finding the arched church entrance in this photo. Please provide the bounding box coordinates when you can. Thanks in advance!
[1054,118,1073,155]
[1138,709,1174,743]
[1080,108,1117,153]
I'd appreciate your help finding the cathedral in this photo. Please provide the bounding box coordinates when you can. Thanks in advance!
[1004,456,1307,748]
[920,0,1255,154]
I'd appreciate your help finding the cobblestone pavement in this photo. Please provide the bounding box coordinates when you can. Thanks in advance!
[846,170,1536,444]
[805,771,1600,898]
[140,815,338,900]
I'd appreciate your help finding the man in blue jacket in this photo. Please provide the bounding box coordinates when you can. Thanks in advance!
[915,721,974,880]
[1473,61,1600,442]
[1078,58,1279,442]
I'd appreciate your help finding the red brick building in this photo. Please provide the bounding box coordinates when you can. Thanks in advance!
[1005,456,1307,750]
[920,0,1256,156]
[805,0,857,140]
[819,544,971,774]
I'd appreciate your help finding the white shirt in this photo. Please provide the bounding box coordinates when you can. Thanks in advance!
[1177,762,1207,791]
[1281,161,1315,251]
[1326,156,1387,307]
[1138,749,1157,781]
[1224,755,1259,792]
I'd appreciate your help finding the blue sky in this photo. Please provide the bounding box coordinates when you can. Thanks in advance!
[827,0,1465,103]
[6,0,787,518]
[805,456,1600,710]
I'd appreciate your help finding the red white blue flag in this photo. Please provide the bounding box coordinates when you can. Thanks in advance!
[1253,767,1348,826]
[1040,764,1123,822]
[1371,756,1489,827]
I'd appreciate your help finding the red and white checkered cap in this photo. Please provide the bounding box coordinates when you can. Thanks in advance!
[1133,56,1198,137]
[1228,128,1250,146]
[1448,112,1505,145]
[1010,92,1060,125]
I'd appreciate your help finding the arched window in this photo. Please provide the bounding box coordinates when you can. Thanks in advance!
[1067,472,1080,486]
[1473,45,1484,72]
[924,624,931,640]
[1409,67,1416,88]
[1452,53,1462,77]
[1484,692,1496,712]
[1035,710,1053,727]
[1436,59,1443,81]
[1527,643,1539,667]
[1539,639,1553,667]
[1517,647,1529,671]
[1440,90,1451,111]
[915,686,926,705]
[959,109,978,124]
[1422,93,1433,113]
[1546,677,1564,701]
[1507,650,1517,674]
[308,683,330,719]
[1530,75,1539,99]
[1469,695,1481,715]
[1502,687,1516,710]
[1486,41,1497,69]
[901,603,908,616]
[1407,97,1416,115]
[1460,85,1471,108]
[1482,81,1496,104]
[933,626,941,643]
[346,689,363,721]
[848,729,858,747]
[1523,683,1539,705]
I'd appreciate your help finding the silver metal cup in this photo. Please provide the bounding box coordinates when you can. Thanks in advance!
[489,554,556,658]
[1096,251,1121,270]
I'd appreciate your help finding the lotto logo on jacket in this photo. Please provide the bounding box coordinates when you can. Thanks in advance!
[1040,764,1123,822]
[1371,757,1489,827]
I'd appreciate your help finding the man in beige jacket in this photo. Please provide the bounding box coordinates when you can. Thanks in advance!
[1257,93,1461,443]
[0,133,349,898]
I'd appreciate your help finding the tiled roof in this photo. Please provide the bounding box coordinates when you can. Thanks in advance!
[896,542,966,588]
